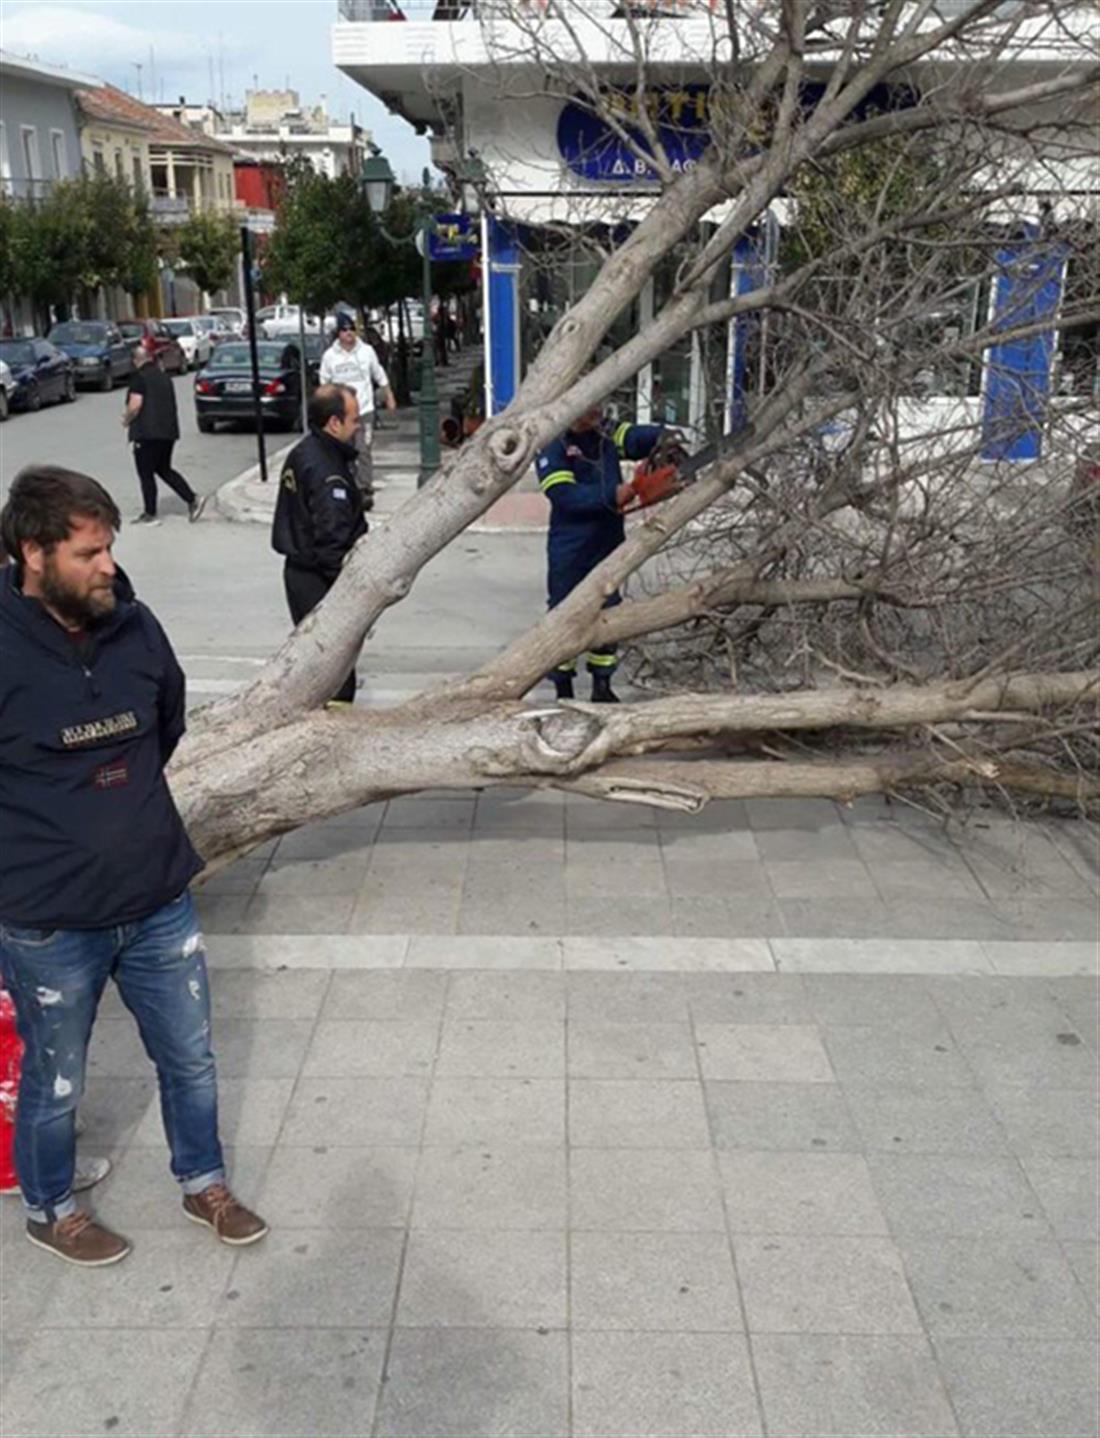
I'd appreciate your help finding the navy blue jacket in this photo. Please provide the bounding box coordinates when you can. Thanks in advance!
[536,420,662,607]
[271,429,367,579]
[0,565,202,929]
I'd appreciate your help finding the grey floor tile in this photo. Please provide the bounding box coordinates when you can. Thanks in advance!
[0,1329,207,1437]
[566,971,688,1022]
[396,1229,566,1328]
[258,1145,417,1228]
[302,1019,439,1078]
[130,1077,294,1150]
[900,1236,1097,1337]
[986,1083,1100,1157]
[564,896,675,937]
[736,1234,922,1334]
[1048,976,1100,1043]
[753,823,857,860]
[192,894,251,933]
[566,832,662,863]
[934,1337,1099,1438]
[181,1328,385,1438]
[802,974,945,1032]
[374,1328,569,1438]
[1018,1156,1100,1241]
[382,797,475,829]
[242,893,356,935]
[352,892,461,935]
[987,898,1099,943]
[697,1024,834,1083]
[216,1227,403,1327]
[983,942,1098,978]
[408,934,563,970]
[871,861,987,902]
[567,860,667,900]
[572,1331,762,1438]
[39,1230,234,1329]
[928,975,1090,1047]
[68,1076,156,1152]
[1061,1242,1099,1311]
[423,1077,565,1147]
[697,898,787,937]
[684,972,810,1025]
[196,857,269,896]
[571,1230,742,1332]
[86,1017,154,1078]
[753,1334,959,1437]
[721,1151,889,1236]
[657,798,751,833]
[657,826,758,861]
[413,1146,567,1229]
[435,1018,565,1078]
[207,1018,315,1078]
[779,898,898,940]
[776,938,989,976]
[322,969,448,1020]
[662,859,773,900]
[767,859,878,899]
[569,1021,697,1078]
[570,1079,710,1148]
[844,1086,1008,1155]
[823,1025,974,1090]
[570,1149,725,1231]
[209,968,330,1020]
[567,798,658,833]
[466,834,566,866]
[0,1325,30,1399]
[459,897,565,936]
[257,857,370,897]
[965,1034,1100,1090]
[0,1237,60,1331]
[273,820,380,861]
[705,1080,859,1151]
[866,1153,1052,1238]
[565,935,770,972]
[445,970,566,1019]
[281,1077,428,1146]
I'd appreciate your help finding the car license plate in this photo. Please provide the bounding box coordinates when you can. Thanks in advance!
[225,380,252,393]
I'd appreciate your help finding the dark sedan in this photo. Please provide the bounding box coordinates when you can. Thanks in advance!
[0,338,77,411]
[48,320,133,390]
[116,319,187,375]
[193,341,308,433]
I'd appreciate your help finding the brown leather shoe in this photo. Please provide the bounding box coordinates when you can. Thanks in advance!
[183,1184,268,1246]
[26,1210,131,1267]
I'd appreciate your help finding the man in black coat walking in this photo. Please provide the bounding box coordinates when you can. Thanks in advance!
[122,345,205,526]
[271,384,367,706]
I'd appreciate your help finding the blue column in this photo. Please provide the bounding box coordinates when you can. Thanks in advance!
[981,229,1066,462]
[486,217,520,417]
[726,230,767,434]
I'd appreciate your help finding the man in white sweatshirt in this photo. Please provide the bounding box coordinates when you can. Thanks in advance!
[318,314,396,507]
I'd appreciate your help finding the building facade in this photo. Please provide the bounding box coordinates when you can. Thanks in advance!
[0,49,93,203]
[334,5,1097,455]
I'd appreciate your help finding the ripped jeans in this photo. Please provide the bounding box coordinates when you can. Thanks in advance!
[0,892,224,1222]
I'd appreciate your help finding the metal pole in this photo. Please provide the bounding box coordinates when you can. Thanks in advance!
[240,225,267,483]
[297,303,309,433]
[417,215,441,488]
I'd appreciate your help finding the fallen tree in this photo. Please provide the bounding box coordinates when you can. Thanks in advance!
[170,0,1099,865]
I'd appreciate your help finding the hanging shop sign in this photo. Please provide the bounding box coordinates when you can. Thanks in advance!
[556,82,916,184]
[428,213,479,262]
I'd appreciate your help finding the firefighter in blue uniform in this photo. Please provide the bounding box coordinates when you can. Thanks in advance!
[536,405,664,703]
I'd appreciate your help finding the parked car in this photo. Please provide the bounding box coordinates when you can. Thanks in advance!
[207,306,246,336]
[115,319,187,374]
[47,320,133,391]
[283,332,326,387]
[191,314,233,348]
[193,340,309,432]
[0,337,76,411]
[0,359,15,421]
[259,304,321,340]
[163,318,213,371]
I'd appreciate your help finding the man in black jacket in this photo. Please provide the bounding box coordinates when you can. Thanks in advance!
[122,345,205,526]
[0,465,266,1267]
[271,384,367,706]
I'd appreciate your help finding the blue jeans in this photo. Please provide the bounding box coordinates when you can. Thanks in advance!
[0,893,224,1222]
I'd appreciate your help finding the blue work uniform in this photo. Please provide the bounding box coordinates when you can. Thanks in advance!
[536,419,662,677]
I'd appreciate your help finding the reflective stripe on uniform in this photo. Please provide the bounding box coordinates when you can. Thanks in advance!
[586,651,618,667]
[613,422,631,455]
[540,470,576,492]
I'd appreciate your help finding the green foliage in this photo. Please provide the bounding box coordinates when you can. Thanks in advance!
[0,176,158,309]
[176,209,239,296]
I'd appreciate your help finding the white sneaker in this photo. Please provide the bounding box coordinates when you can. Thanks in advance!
[131,512,161,526]
[0,1154,111,1198]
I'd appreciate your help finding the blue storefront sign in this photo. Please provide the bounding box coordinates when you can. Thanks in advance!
[429,213,479,262]
[557,82,915,183]
[981,229,1066,462]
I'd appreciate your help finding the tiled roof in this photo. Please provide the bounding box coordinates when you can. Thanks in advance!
[76,84,234,154]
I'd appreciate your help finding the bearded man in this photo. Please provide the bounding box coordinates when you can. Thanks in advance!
[0,465,266,1267]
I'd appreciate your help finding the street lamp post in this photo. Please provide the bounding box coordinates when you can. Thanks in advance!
[361,157,441,488]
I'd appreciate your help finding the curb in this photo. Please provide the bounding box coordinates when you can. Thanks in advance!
[214,441,296,525]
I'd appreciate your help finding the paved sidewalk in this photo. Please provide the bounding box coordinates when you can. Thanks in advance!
[1,953,1096,1436]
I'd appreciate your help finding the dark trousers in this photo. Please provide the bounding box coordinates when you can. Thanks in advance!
[283,561,357,703]
[133,440,196,516]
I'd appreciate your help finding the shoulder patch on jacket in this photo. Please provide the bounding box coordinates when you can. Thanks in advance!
[280,466,297,493]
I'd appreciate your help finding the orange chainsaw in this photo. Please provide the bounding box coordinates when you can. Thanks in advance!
[621,430,717,512]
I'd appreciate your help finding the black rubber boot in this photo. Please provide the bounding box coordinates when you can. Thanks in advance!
[590,671,620,704]
[551,672,575,701]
